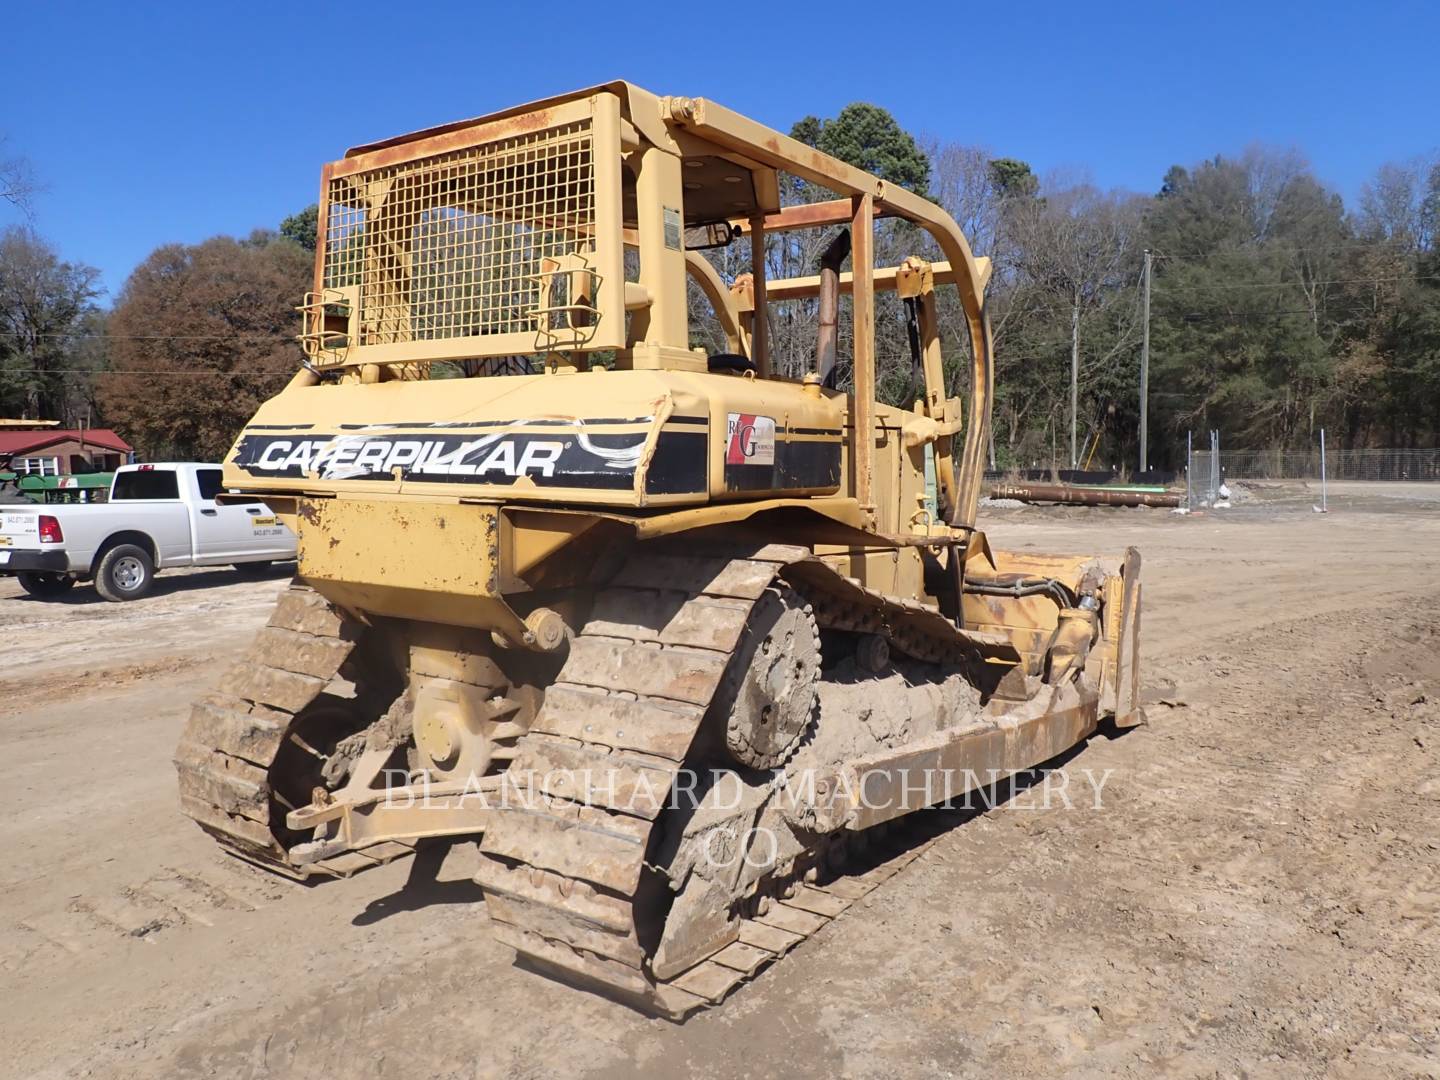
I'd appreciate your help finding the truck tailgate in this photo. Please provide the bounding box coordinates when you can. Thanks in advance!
[0,508,42,564]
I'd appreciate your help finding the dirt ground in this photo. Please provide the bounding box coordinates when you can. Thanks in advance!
[2,480,1438,1079]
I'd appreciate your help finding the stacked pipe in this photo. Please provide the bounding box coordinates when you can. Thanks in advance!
[991,482,1181,509]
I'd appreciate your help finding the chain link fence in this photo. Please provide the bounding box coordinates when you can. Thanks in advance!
[1183,443,1437,509]
[1215,448,1440,482]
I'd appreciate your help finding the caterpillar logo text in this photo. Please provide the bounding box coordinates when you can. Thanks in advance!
[227,425,714,493]
[244,436,566,480]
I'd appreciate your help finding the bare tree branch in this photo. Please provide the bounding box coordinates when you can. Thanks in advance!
[0,139,39,215]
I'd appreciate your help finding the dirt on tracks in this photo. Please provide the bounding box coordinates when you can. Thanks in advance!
[1,487,1437,1079]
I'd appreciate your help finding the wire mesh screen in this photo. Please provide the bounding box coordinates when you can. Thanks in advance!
[322,120,596,346]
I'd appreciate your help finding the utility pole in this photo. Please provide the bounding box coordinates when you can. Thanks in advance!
[1069,301,1079,468]
[1138,249,1152,474]
[1319,428,1328,513]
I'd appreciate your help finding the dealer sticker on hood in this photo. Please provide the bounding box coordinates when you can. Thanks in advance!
[726,413,776,467]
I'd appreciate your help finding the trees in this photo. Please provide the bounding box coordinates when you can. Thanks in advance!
[1354,161,1440,445]
[0,139,38,213]
[1356,157,1439,252]
[990,159,1039,201]
[688,104,935,395]
[990,178,1145,466]
[924,143,1013,411]
[0,145,103,429]
[794,106,933,398]
[791,104,930,195]
[5,116,1435,470]
[98,233,310,459]
[1132,146,1440,457]
[748,127,1440,462]
[280,205,319,253]
[1141,150,1373,454]
[0,227,102,422]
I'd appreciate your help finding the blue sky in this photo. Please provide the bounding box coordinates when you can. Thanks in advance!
[2,0,1435,301]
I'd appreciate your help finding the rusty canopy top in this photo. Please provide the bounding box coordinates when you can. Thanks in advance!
[331,80,993,325]
[343,81,642,159]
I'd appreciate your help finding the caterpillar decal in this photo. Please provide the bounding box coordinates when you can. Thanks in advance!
[232,426,708,494]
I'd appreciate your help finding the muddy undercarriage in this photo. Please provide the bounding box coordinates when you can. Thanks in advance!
[177,536,1136,1018]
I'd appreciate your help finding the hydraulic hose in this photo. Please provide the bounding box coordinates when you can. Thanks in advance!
[963,576,1077,610]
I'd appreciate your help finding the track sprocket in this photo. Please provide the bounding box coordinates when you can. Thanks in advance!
[711,585,820,770]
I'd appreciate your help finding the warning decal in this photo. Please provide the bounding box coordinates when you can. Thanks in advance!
[725,413,776,466]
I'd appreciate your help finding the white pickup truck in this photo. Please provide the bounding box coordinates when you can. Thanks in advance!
[0,463,296,601]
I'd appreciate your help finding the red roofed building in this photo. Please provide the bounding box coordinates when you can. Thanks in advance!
[0,428,133,476]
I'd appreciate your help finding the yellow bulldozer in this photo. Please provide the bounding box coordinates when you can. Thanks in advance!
[175,82,1143,1018]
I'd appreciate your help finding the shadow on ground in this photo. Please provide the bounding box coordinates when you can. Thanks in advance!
[5,560,296,606]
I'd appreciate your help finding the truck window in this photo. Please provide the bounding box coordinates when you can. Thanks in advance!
[112,469,180,500]
[196,469,224,501]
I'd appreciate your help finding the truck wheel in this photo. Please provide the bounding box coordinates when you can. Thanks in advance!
[95,544,155,602]
[17,571,77,599]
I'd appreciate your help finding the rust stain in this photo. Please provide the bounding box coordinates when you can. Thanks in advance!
[331,107,562,179]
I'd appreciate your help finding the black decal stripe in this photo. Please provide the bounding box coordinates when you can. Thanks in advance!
[645,431,708,495]
[723,439,841,493]
[245,423,314,431]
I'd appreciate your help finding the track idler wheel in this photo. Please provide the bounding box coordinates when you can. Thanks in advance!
[710,585,820,770]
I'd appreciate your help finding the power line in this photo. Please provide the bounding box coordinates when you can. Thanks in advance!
[1160,274,1440,290]
[0,331,298,342]
[2,367,291,377]
[1152,242,1425,260]
[1177,305,1374,322]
